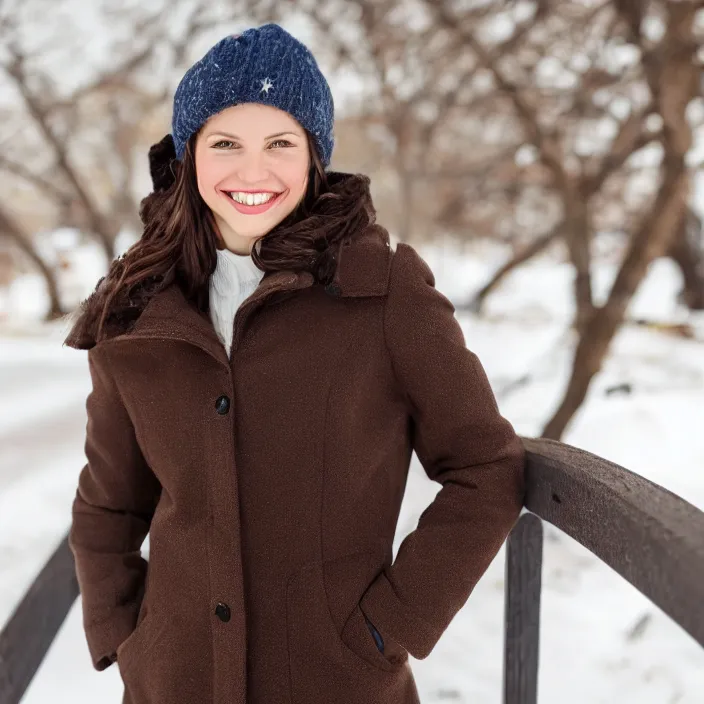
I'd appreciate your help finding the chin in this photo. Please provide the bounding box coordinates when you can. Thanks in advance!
[231,217,287,235]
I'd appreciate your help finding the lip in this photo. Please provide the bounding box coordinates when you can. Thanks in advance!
[220,189,285,215]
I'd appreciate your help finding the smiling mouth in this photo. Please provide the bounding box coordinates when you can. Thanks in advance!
[225,191,281,205]
[220,189,286,214]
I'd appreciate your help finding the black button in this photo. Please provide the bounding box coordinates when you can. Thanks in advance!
[215,602,231,622]
[325,282,341,297]
[215,395,230,415]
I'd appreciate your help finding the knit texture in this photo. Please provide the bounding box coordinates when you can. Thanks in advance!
[209,247,265,357]
[172,23,335,166]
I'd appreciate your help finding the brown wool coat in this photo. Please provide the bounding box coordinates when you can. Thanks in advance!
[65,212,526,704]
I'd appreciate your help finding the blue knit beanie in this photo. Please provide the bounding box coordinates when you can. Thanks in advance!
[172,24,335,167]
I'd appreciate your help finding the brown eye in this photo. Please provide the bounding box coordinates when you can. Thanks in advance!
[212,140,236,149]
[269,139,293,148]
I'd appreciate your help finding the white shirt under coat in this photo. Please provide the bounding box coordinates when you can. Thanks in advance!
[209,247,266,357]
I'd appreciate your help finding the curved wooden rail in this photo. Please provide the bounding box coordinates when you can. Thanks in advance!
[0,534,79,703]
[503,437,704,704]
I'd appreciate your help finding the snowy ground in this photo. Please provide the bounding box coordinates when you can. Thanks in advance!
[1,238,703,703]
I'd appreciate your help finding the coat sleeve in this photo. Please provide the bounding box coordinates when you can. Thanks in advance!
[359,242,526,660]
[70,344,162,671]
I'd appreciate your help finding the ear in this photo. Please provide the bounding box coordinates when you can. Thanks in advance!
[148,133,177,191]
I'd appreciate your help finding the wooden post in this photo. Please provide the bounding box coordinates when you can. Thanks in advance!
[503,512,543,704]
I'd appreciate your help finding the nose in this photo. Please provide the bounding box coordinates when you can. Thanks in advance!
[236,149,270,185]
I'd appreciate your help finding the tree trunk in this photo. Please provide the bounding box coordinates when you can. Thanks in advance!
[542,168,690,440]
[563,191,594,336]
[396,168,414,242]
[0,208,65,320]
[667,208,704,310]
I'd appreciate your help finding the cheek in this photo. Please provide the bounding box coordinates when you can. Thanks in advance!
[274,149,308,176]
[282,162,310,193]
[195,155,225,200]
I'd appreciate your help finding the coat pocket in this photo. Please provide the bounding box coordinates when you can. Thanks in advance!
[115,573,212,704]
[286,546,412,703]
[324,544,408,674]
[116,606,153,669]
[116,609,201,704]
[116,609,166,681]
[340,601,406,672]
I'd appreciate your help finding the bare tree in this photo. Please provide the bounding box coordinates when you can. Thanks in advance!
[0,206,64,319]
[309,0,702,439]
[0,0,251,309]
[542,0,701,438]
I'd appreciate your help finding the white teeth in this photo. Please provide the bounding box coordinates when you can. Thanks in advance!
[228,191,276,205]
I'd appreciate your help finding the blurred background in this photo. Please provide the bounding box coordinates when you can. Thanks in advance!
[1,0,703,702]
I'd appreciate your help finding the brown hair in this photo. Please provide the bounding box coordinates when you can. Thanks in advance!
[65,128,375,348]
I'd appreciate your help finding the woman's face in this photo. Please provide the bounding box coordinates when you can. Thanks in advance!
[194,103,311,254]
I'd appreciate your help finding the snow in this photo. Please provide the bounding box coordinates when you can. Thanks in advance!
[1,238,703,703]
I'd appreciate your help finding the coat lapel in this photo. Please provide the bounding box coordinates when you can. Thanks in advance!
[124,269,314,367]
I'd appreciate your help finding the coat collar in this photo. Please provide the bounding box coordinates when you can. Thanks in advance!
[123,221,394,366]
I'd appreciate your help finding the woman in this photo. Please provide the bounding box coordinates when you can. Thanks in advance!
[64,23,526,704]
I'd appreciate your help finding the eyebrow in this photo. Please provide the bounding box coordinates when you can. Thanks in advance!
[206,131,302,140]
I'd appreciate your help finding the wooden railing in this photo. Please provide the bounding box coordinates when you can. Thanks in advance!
[503,438,704,704]
[1,437,703,703]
